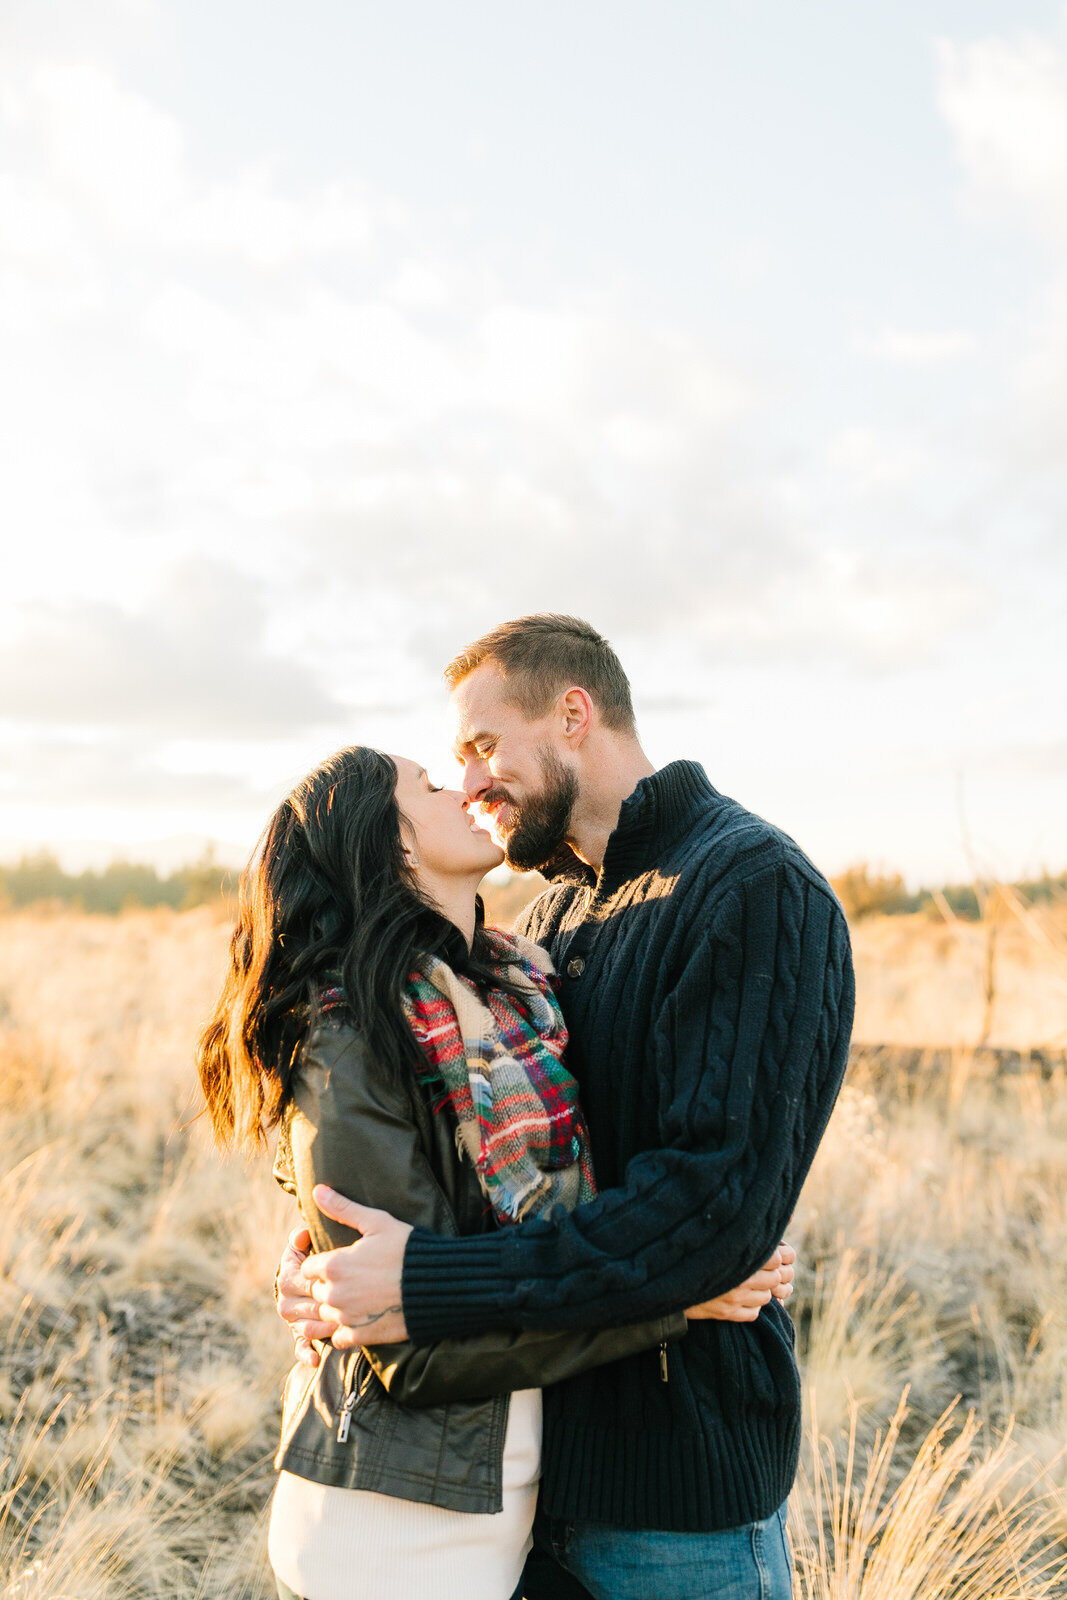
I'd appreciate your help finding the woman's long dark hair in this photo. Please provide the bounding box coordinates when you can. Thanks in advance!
[197,745,506,1150]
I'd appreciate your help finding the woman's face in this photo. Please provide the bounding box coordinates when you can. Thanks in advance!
[391,755,505,885]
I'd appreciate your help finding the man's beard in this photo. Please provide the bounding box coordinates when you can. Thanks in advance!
[495,749,578,873]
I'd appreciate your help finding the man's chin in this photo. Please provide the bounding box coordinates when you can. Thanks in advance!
[503,837,573,876]
[500,832,533,873]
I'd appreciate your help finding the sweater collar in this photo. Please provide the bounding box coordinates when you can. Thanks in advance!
[542,760,718,887]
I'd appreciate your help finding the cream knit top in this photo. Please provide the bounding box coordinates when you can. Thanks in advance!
[267,1386,541,1600]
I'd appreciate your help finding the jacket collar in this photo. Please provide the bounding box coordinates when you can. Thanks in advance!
[542,760,718,888]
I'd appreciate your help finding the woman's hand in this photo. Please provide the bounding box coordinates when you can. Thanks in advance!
[275,1225,336,1365]
[684,1242,796,1323]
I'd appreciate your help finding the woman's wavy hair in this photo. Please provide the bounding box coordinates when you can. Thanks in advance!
[197,745,505,1150]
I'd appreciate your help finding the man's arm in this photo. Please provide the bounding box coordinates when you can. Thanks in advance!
[306,860,853,1349]
[290,1198,794,1362]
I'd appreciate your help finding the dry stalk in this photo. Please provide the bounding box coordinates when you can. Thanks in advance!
[791,1388,1066,1600]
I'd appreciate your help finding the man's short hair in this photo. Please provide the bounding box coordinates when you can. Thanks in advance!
[444,614,637,734]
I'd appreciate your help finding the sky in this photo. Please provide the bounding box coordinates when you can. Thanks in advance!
[1,0,1065,886]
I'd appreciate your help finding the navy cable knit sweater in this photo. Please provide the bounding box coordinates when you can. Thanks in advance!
[402,761,854,1531]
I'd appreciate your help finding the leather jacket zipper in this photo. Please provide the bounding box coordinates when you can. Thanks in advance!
[659,1341,670,1383]
[337,1357,361,1443]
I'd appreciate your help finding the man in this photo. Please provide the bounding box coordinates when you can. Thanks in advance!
[281,614,854,1599]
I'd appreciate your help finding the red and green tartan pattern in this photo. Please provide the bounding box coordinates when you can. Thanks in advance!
[401,933,598,1225]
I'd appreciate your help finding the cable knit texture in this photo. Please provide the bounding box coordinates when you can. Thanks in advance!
[402,761,854,1532]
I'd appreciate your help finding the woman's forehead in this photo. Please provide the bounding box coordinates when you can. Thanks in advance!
[388,754,423,783]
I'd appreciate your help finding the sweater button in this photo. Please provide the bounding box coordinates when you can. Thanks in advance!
[567,957,586,978]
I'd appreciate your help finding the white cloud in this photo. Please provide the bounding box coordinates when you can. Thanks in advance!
[0,733,266,811]
[388,260,451,308]
[935,18,1067,524]
[9,60,188,233]
[687,550,986,672]
[824,426,929,493]
[0,37,1001,689]
[0,0,162,65]
[852,326,978,365]
[936,26,1067,232]
[0,561,346,736]
[175,172,384,268]
[3,59,388,262]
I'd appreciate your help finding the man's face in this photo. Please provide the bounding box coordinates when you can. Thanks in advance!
[449,664,578,872]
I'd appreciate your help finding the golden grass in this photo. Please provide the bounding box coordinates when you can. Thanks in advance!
[0,906,1064,1597]
[848,905,1067,1050]
[791,1390,1065,1600]
[0,908,288,1598]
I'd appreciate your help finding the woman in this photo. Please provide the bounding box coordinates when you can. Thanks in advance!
[197,747,792,1600]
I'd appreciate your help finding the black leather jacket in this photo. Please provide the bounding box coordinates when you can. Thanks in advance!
[271,1019,685,1513]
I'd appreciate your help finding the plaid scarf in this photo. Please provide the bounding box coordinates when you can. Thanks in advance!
[401,931,597,1225]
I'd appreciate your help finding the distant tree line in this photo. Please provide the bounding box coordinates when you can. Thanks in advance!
[1,851,1064,923]
[0,850,235,914]
[829,864,1067,922]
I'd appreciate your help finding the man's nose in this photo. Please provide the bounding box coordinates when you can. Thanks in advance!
[460,758,491,801]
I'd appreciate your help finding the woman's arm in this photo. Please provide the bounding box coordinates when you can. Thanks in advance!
[364,1317,683,1406]
[284,1023,685,1404]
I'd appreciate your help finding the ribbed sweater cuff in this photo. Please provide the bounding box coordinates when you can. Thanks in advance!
[402,1227,511,1344]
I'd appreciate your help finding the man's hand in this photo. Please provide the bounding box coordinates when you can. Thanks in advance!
[300,1186,413,1347]
[684,1242,797,1323]
[275,1225,335,1365]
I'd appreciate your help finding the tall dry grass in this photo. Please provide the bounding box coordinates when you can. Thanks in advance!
[847,902,1067,1050]
[791,1390,1064,1599]
[790,1055,1067,1597]
[0,906,1064,1597]
[0,908,288,1597]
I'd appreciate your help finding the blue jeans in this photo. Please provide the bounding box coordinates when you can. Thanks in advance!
[522,1501,793,1600]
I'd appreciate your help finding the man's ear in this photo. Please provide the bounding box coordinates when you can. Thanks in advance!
[559,686,594,747]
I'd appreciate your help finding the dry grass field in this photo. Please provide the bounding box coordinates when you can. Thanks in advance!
[0,901,1065,1598]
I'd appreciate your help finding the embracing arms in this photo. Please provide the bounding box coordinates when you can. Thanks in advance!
[277,1023,684,1404]
[295,858,851,1348]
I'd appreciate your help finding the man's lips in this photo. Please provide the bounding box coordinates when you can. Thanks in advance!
[479,795,514,831]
